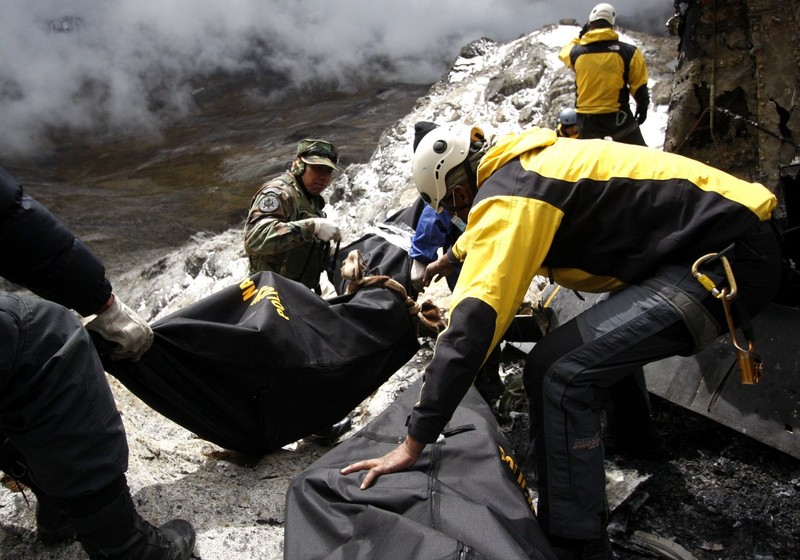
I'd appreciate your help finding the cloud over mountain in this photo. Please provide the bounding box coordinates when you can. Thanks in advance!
[0,1,671,157]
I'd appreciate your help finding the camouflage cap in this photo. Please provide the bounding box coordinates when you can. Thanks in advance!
[296,139,339,170]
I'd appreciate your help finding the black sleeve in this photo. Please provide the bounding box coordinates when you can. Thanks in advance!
[408,297,497,443]
[0,167,112,316]
[633,85,650,109]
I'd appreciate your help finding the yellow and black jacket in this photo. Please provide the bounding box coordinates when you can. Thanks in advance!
[408,127,777,444]
[559,28,648,115]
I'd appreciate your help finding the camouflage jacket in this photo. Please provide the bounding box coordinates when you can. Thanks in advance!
[243,171,329,289]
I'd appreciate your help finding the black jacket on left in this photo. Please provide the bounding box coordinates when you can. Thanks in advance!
[0,166,112,316]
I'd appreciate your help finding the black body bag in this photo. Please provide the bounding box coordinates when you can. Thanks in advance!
[284,377,557,560]
[328,199,425,297]
[101,271,420,455]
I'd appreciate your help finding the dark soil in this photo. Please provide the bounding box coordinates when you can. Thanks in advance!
[608,395,800,560]
[495,353,800,560]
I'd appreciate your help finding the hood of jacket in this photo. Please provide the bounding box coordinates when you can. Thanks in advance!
[477,127,558,186]
[580,27,619,45]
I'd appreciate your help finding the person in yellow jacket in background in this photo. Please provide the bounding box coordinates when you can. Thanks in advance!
[342,124,782,560]
[559,3,649,146]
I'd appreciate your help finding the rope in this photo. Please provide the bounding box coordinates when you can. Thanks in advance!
[674,106,800,155]
[713,106,799,150]
[339,250,446,337]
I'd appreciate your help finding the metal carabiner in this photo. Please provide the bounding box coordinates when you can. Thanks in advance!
[693,249,761,385]
[720,295,763,384]
[691,252,737,300]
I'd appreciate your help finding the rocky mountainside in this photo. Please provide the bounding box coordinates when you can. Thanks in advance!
[664,0,799,194]
[327,23,677,241]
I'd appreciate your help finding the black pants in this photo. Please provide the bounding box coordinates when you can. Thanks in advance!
[578,110,647,146]
[524,223,782,539]
[0,293,128,498]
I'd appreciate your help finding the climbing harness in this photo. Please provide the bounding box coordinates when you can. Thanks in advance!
[692,248,763,385]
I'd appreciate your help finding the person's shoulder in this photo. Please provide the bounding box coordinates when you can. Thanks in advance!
[253,189,285,215]
[561,36,580,48]
[259,172,297,194]
[250,174,296,213]
[616,40,643,61]
[616,37,640,49]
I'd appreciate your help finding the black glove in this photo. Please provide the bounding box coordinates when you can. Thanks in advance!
[633,86,650,125]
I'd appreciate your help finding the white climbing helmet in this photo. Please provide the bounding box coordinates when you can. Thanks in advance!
[412,124,485,212]
[589,3,616,25]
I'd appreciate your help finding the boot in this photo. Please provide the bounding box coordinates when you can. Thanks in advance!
[306,417,352,446]
[0,439,75,544]
[602,422,666,459]
[69,487,195,560]
[545,508,615,560]
[35,495,75,545]
[547,533,615,560]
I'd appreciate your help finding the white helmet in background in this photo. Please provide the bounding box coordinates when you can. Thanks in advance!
[412,124,485,212]
[589,3,616,25]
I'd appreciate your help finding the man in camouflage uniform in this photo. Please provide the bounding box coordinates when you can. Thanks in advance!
[244,139,352,445]
[244,139,342,292]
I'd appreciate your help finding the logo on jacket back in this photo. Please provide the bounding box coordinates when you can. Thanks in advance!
[239,278,289,320]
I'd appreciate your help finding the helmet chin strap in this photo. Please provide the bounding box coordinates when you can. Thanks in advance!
[442,189,471,213]
[463,139,484,197]
[444,145,484,212]
[462,163,479,202]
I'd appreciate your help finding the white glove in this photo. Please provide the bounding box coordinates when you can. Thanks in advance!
[312,218,342,242]
[410,259,427,292]
[86,295,154,361]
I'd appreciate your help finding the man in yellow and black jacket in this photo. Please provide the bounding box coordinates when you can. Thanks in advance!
[559,3,649,146]
[341,125,782,560]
